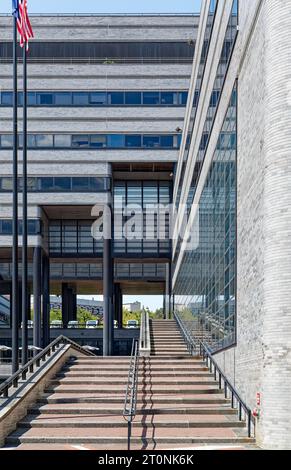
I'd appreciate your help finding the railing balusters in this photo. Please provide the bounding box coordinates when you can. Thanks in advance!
[123,339,139,451]
[174,312,255,440]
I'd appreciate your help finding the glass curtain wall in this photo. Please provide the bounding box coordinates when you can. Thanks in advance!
[174,83,237,353]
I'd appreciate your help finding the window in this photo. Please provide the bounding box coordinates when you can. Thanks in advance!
[55,93,72,105]
[90,92,107,105]
[107,135,124,148]
[0,220,12,234]
[36,93,54,105]
[53,178,71,191]
[125,92,142,105]
[28,135,36,147]
[72,135,89,148]
[36,135,53,147]
[39,177,54,191]
[161,92,175,105]
[28,92,36,105]
[1,92,12,105]
[54,134,71,147]
[143,92,160,105]
[72,177,89,191]
[125,135,141,147]
[180,92,188,105]
[72,93,89,105]
[161,135,174,147]
[109,92,124,105]
[0,178,12,191]
[143,136,160,148]
[90,135,107,148]
[0,135,13,148]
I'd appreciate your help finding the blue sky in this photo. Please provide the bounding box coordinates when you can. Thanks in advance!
[0,0,201,14]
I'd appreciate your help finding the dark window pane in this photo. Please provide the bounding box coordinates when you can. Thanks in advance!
[28,92,36,105]
[1,220,12,234]
[161,92,175,105]
[180,92,188,105]
[109,92,124,105]
[54,134,71,147]
[107,135,124,147]
[36,93,54,105]
[1,92,13,105]
[53,177,71,191]
[90,135,106,148]
[143,136,160,148]
[143,92,160,105]
[125,135,141,147]
[125,92,141,105]
[89,177,104,191]
[36,134,53,147]
[72,93,89,105]
[90,92,107,105]
[0,178,12,191]
[161,135,174,147]
[55,92,72,105]
[39,177,54,191]
[28,135,36,147]
[72,177,89,191]
[72,135,89,148]
[0,135,13,148]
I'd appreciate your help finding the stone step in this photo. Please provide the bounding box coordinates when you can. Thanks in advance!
[49,379,218,386]
[6,428,254,446]
[18,414,245,429]
[38,395,228,405]
[45,385,222,394]
[28,404,237,415]
[55,371,213,378]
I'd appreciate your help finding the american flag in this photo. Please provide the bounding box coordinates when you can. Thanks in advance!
[12,0,34,50]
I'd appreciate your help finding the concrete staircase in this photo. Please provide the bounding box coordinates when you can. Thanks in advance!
[3,320,254,450]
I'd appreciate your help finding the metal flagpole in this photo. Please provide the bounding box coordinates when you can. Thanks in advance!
[21,45,28,366]
[12,12,19,374]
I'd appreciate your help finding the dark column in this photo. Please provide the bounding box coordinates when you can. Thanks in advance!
[62,283,69,329]
[69,287,77,322]
[27,285,32,321]
[33,246,42,350]
[103,238,114,355]
[114,284,123,329]
[42,254,50,347]
[164,263,172,319]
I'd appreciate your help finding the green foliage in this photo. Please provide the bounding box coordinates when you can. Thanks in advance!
[77,307,98,326]
[50,308,62,322]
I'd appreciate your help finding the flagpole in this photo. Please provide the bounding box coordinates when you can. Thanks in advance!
[21,44,28,366]
[12,13,19,374]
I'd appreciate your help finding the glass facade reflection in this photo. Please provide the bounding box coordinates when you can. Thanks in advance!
[174,83,237,353]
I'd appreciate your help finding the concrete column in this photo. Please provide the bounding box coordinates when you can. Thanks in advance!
[259,0,291,449]
[70,287,77,322]
[42,254,50,347]
[61,283,69,329]
[114,283,123,329]
[164,263,172,319]
[33,246,42,349]
[103,238,114,355]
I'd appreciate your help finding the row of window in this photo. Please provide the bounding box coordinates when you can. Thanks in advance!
[0,219,41,235]
[0,134,181,150]
[0,91,188,107]
[0,177,111,193]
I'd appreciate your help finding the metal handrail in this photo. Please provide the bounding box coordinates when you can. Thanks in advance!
[123,339,139,451]
[139,310,150,356]
[174,312,255,438]
[0,335,94,399]
[174,311,199,356]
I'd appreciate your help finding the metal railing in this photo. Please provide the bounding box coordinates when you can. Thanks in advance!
[174,312,255,438]
[174,312,200,356]
[139,310,150,356]
[0,335,94,400]
[123,339,139,451]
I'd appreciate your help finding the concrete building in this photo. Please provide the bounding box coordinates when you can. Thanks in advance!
[123,301,142,313]
[173,0,291,449]
[1,1,291,449]
[0,14,196,344]
[50,296,103,316]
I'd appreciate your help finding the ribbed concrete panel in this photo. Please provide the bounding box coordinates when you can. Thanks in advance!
[0,149,178,163]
